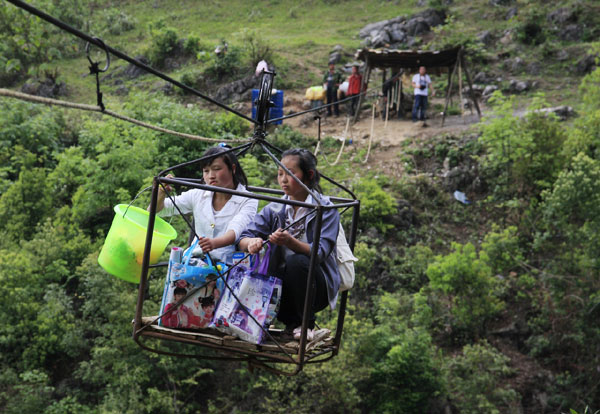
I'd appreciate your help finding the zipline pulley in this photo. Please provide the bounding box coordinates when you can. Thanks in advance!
[86,37,110,111]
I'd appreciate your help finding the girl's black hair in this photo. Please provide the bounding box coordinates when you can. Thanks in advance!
[199,146,248,188]
[174,287,187,295]
[281,148,322,193]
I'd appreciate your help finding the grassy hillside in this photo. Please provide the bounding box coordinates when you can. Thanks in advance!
[5,0,598,108]
[1,1,600,414]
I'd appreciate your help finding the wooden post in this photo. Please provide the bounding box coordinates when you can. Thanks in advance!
[384,89,390,129]
[460,49,482,119]
[395,72,402,118]
[399,73,403,118]
[442,62,458,127]
[447,65,453,106]
[458,58,464,123]
[353,57,371,124]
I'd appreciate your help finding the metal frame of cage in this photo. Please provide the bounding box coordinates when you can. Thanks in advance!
[132,138,359,375]
[3,0,361,376]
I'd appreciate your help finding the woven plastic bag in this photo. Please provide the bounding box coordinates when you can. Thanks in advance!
[211,246,282,344]
[159,239,226,329]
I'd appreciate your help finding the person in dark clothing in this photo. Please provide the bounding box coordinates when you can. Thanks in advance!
[239,149,340,341]
[322,63,343,116]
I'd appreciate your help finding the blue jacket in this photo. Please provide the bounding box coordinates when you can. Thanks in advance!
[239,193,340,309]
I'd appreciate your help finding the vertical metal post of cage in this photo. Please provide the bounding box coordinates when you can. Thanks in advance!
[133,177,159,336]
[297,206,324,364]
[332,201,360,354]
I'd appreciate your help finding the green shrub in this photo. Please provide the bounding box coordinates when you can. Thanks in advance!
[426,242,504,339]
[147,26,179,67]
[0,1,81,84]
[183,35,203,56]
[357,293,442,414]
[443,341,519,414]
[2,370,54,414]
[94,8,136,35]
[352,177,397,234]
[204,43,244,80]
[536,153,600,267]
[479,92,566,199]
[364,327,441,414]
[428,15,485,60]
[563,66,600,159]
[481,225,523,275]
[237,28,273,68]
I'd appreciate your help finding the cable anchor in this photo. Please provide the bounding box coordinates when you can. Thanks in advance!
[86,37,110,111]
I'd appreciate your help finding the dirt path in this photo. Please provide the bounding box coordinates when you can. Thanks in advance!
[271,91,484,177]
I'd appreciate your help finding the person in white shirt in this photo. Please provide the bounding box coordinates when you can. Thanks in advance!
[411,66,435,122]
[154,146,258,263]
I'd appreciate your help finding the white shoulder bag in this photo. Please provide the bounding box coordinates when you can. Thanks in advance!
[335,225,358,292]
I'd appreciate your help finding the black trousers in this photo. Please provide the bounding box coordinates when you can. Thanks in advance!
[348,94,359,116]
[275,254,329,329]
[326,87,339,116]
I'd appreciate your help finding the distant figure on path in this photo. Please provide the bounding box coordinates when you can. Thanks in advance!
[323,63,342,117]
[347,64,363,116]
[412,66,435,123]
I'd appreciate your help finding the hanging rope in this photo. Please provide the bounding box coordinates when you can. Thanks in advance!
[0,88,247,144]
[320,117,350,167]
[362,104,376,164]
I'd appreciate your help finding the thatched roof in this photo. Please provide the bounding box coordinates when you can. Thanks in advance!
[355,47,461,68]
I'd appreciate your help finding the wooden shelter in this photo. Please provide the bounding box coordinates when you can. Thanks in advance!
[354,46,481,125]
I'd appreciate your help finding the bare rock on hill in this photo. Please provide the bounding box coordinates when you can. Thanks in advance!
[547,7,578,26]
[443,165,474,192]
[214,73,261,103]
[390,199,415,230]
[576,54,598,74]
[532,105,575,121]
[556,49,570,61]
[482,85,499,99]
[506,6,518,20]
[329,45,346,64]
[474,71,494,84]
[559,24,583,41]
[526,62,541,75]
[359,8,445,49]
[505,57,524,74]
[489,0,515,6]
[21,75,66,98]
[477,30,494,47]
[508,79,531,93]
[124,56,150,79]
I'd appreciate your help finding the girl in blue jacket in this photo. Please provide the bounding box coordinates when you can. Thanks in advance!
[239,148,340,341]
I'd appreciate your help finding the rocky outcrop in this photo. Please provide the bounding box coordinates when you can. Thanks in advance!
[213,73,261,103]
[576,54,598,74]
[21,75,66,98]
[359,8,446,49]
[531,105,575,121]
[124,56,150,79]
[546,7,585,42]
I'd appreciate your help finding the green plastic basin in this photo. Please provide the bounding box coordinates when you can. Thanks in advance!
[98,204,177,283]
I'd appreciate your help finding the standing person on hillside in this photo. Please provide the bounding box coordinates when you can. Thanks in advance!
[411,66,435,124]
[347,64,363,116]
[323,63,342,117]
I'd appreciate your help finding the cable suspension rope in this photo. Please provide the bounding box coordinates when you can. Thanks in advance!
[362,103,376,164]
[5,0,257,125]
[0,88,248,144]
[319,117,350,167]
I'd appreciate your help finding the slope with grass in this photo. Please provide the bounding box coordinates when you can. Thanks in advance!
[1,1,600,414]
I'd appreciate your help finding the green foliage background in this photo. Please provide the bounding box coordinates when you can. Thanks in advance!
[1,0,600,413]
